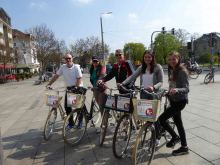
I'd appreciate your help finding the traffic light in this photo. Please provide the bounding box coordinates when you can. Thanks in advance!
[171,28,175,35]
[162,27,166,34]
[187,42,191,50]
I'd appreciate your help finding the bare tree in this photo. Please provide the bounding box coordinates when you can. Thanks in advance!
[26,24,57,71]
[70,36,109,68]
[175,29,190,46]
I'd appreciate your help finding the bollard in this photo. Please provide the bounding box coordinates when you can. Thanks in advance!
[0,128,4,165]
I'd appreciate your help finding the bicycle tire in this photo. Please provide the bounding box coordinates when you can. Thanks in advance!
[204,73,212,84]
[189,71,199,79]
[132,123,156,165]
[99,110,109,146]
[43,108,57,141]
[90,99,101,126]
[112,114,132,158]
[196,68,202,74]
[63,109,87,146]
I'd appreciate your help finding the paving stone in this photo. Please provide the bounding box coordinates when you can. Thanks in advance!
[212,158,220,165]
[1,73,220,165]
[188,137,220,161]
[188,126,220,144]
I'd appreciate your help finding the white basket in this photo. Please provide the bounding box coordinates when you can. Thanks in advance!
[45,94,61,107]
[67,93,85,109]
[105,95,116,109]
[133,99,161,122]
[116,96,131,112]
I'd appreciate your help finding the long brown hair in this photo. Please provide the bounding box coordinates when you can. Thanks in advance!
[141,50,156,74]
[167,51,187,81]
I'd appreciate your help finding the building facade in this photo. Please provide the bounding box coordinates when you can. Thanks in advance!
[0,7,13,64]
[13,29,39,72]
[193,33,220,58]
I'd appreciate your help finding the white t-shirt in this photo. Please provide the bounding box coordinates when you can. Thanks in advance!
[142,70,153,89]
[56,64,83,87]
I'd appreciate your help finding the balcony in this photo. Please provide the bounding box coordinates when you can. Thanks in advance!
[8,32,12,39]
[0,23,3,34]
[9,42,13,48]
[0,38,5,46]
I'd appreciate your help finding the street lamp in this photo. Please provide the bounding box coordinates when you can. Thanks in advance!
[100,11,112,62]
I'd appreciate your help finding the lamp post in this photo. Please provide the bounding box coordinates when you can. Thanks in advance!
[100,12,112,62]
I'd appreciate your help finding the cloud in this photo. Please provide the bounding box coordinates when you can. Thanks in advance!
[128,13,138,23]
[29,1,47,9]
[71,0,94,4]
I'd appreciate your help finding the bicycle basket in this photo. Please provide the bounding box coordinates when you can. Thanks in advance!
[67,93,85,109]
[132,99,161,122]
[104,94,116,110]
[104,94,132,113]
[45,94,62,108]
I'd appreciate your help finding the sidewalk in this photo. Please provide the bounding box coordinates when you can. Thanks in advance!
[0,73,220,164]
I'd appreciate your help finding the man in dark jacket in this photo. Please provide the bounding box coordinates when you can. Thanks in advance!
[97,49,135,93]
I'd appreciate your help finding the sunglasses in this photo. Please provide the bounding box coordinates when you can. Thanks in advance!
[65,57,71,60]
[92,60,98,63]
[115,54,122,57]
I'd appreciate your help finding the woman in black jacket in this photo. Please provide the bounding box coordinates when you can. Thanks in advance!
[159,51,189,156]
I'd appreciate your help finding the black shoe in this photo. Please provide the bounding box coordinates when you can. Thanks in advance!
[172,146,189,156]
[166,137,180,148]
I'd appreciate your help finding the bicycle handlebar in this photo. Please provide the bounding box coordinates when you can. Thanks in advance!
[118,85,168,99]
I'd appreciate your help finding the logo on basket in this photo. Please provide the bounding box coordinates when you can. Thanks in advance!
[124,103,130,110]
[72,98,77,105]
[112,102,116,108]
[53,100,58,105]
[145,108,153,116]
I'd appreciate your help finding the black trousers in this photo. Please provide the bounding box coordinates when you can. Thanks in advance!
[64,91,73,124]
[158,100,187,147]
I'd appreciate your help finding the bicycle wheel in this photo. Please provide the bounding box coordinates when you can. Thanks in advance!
[63,109,87,146]
[132,123,156,165]
[204,73,212,84]
[189,71,199,79]
[43,108,57,140]
[90,99,101,126]
[196,68,202,74]
[112,114,132,158]
[99,109,109,146]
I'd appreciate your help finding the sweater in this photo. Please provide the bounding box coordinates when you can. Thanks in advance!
[122,64,164,91]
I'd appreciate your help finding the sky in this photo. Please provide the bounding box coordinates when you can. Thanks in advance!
[1,0,220,52]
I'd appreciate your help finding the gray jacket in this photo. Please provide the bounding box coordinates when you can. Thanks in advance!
[122,64,164,91]
[168,68,189,102]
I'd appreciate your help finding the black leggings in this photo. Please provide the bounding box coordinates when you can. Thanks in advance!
[158,100,187,147]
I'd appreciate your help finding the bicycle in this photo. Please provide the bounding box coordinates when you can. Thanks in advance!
[62,86,102,146]
[99,85,123,146]
[132,88,175,165]
[204,66,215,84]
[112,86,174,160]
[112,86,142,159]
[44,87,66,140]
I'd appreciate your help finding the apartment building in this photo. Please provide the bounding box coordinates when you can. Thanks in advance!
[13,29,39,72]
[0,7,13,63]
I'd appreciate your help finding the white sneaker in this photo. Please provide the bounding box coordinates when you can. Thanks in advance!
[155,139,160,147]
